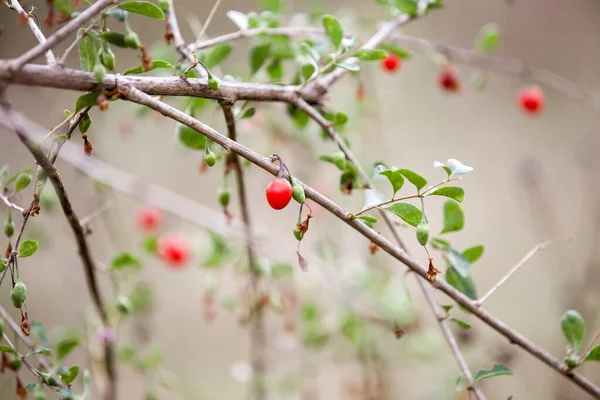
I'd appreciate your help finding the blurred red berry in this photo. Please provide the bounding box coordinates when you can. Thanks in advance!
[266,178,293,210]
[439,65,460,92]
[137,205,162,232]
[381,54,401,73]
[157,233,191,268]
[517,85,544,115]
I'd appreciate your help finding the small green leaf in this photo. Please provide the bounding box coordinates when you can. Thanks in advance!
[25,383,39,393]
[267,58,283,80]
[178,125,206,150]
[122,60,174,75]
[15,173,32,192]
[449,318,471,330]
[26,346,52,357]
[203,44,232,68]
[120,1,165,19]
[584,345,600,362]
[441,305,453,314]
[77,29,98,72]
[353,49,387,60]
[358,215,378,224]
[398,169,427,191]
[386,203,422,227]
[58,365,80,385]
[300,62,316,81]
[0,344,17,355]
[476,23,501,54]
[227,10,248,30]
[18,240,38,258]
[445,266,477,301]
[109,252,141,270]
[76,92,100,112]
[54,0,72,14]
[472,363,514,383]
[561,310,585,353]
[395,0,418,15]
[202,233,232,268]
[429,186,465,202]
[79,114,92,134]
[57,338,79,360]
[380,43,412,59]
[250,43,271,73]
[271,262,293,279]
[463,245,484,264]
[440,200,464,234]
[240,108,256,119]
[378,169,404,196]
[448,248,470,278]
[335,62,360,72]
[321,15,344,49]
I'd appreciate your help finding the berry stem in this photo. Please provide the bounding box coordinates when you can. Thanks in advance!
[270,153,289,181]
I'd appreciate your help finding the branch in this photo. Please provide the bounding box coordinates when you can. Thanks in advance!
[8,0,56,64]
[2,104,117,400]
[58,18,102,66]
[118,86,600,399]
[194,27,324,51]
[221,103,267,400]
[0,194,25,214]
[10,0,116,70]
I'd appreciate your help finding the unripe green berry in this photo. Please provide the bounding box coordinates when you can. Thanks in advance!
[218,184,230,207]
[94,63,106,83]
[116,295,132,315]
[99,46,116,70]
[204,148,216,167]
[15,173,31,191]
[292,183,305,204]
[416,217,430,246]
[293,225,304,241]
[4,219,14,238]
[41,373,59,386]
[124,31,141,49]
[10,280,27,309]
[9,355,22,371]
[208,75,219,91]
[158,0,169,12]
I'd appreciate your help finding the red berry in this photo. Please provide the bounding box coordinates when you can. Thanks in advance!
[381,54,401,73]
[137,205,162,232]
[517,85,544,115]
[266,178,293,210]
[439,66,460,92]
[157,233,191,268]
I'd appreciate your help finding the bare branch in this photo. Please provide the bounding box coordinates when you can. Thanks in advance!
[11,0,116,70]
[0,194,25,214]
[8,0,56,64]
[477,237,572,306]
[192,0,223,49]
[3,104,117,400]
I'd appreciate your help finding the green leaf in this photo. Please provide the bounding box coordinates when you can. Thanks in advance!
[105,9,128,21]
[380,43,412,59]
[0,344,17,355]
[57,338,79,360]
[561,310,585,353]
[398,169,427,191]
[77,29,98,72]
[472,363,515,383]
[441,305,453,314]
[584,345,600,362]
[335,62,360,72]
[109,252,141,270]
[353,49,387,60]
[386,203,422,227]
[429,186,465,202]
[357,215,378,224]
[445,266,477,300]
[120,1,165,19]
[139,347,164,370]
[321,15,344,49]
[300,62,316,81]
[395,0,418,15]
[301,302,320,323]
[227,10,248,30]
[378,169,404,196]
[440,200,464,234]
[122,60,174,75]
[476,23,501,54]
[203,44,232,69]
[18,240,38,258]
[26,346,52,357]
[79,113,92,134]
[178,125,206,150]
[54,0,72,16]
[25,383,39,393]
[267,58,283,80]
[250,43,271,73]
[76,92,100,112]
[203,233,232,268]
[0,259,6,272]
[448,248,470,277]
[449,318,471,330]
[240,108,256,119]
[463,245,484,264]
[259,0,284,13]
[15,173,32,192]
[58,365,80,385]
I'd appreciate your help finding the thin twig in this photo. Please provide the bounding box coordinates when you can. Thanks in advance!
[221,102,267,400]
[582,329,600,359]
[3,105,117,400]
[8,0,56,64]
[57,18,102,66]
[195,27,324,50]
[79,199,114,226]
[191,0,223,49]
[11,0,116,70]
[0,194,25,214]
[117,85,600,398]
[166,0,207,78]
[477,237,572,306]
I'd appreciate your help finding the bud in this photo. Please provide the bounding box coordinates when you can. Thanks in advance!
[10,281,27,309]
[293,225,304,241]
[416,215,430,246]
[208,74,219,91]
[116,295,132,315]
[4,214,14,238]
[218,184,230,207]
[41,373,59,386]
[158,0,169,12]
[94,63,106,83]
[292,182,305,204]
[564,354,579,370]
[204,148,216,167]
[124,31,141,49]
[99,46,116,70]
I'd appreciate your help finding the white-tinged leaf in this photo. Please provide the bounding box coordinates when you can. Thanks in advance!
[227,10,248,30]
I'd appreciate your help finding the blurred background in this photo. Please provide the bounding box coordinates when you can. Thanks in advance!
[1,0,600,399]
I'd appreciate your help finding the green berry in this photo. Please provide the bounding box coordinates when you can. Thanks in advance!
[94,63,106,83]
[9,355,22,371]
[116,295,132,315]
[124,31,141,49]
[416,216,430,246]
[208,74,219,91]
[218,184,230,207]
[99,46,116,70]
[4,218,14,238]
[292,182,306,204]
[10,280,27,309]
[204,148,216,167]
[293,225,304,241]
